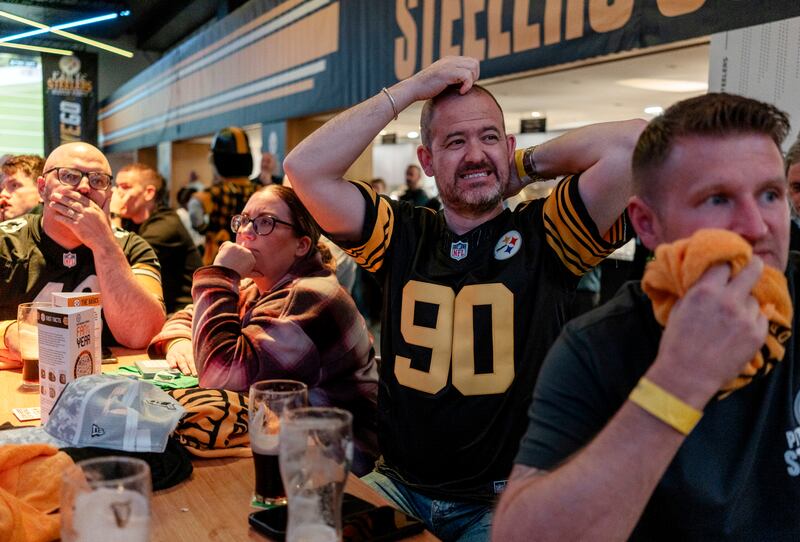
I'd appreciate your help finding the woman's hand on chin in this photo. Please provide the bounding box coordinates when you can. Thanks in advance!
[214,241,257,277]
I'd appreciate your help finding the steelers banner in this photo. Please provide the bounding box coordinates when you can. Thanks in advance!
[42,52,98,154]
[100,0,800,153]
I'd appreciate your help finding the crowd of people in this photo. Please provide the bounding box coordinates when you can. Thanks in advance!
[1,54,800,541]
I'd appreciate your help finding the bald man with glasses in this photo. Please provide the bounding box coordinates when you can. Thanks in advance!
[0,142,166,366]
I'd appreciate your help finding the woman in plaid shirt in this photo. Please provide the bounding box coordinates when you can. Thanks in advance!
[148,185,378,474]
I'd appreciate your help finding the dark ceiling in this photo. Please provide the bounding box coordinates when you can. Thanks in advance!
[0,0,249,54]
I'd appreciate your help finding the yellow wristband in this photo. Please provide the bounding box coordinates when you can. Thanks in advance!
[514,148,527,181]
[628,377,703,435]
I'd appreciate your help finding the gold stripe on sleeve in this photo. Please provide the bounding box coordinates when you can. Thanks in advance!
[134,273,165,303]
[133,263,162,284]
[543,176,627,275]
[341,181,394,273]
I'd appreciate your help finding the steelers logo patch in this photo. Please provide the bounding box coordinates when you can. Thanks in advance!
[494,230,522,260]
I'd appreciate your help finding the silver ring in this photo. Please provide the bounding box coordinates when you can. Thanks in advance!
[68,208,75,218]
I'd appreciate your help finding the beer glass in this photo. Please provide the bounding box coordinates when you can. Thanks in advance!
[280,407,353,542]
[249,379,308,506]
[16,301,52,390]
[61,456,151,542]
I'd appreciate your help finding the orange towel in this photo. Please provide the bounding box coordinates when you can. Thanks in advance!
[642,228,793,396]
[0,444,73,542]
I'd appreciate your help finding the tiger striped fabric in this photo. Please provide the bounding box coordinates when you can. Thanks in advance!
[167,388,251,458]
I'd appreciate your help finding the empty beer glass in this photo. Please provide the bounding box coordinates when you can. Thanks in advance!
[61,456,151,542]
[280,407,353,542]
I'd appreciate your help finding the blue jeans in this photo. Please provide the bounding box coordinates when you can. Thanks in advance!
[362,470,493,542]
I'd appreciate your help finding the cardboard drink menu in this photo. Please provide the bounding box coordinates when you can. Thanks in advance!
[51,292,102,369]
[37,305,99,423]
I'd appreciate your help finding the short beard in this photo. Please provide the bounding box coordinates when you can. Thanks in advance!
[439,180,503,218]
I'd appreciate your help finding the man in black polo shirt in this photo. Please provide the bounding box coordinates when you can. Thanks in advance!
[495,94,800,540]
[115,163,202,313]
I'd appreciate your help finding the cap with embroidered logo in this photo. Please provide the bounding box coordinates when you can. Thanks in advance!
[0,375,185,453]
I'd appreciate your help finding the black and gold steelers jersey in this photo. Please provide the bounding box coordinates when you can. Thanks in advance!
[0,214,161,344]
[340,175,629,501]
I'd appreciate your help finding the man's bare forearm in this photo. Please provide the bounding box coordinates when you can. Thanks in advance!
[284,84,408,240]
[530,118,646,235]
[494,401,686,541]
[92,239,165,348]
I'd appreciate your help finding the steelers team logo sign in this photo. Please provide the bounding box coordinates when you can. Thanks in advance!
[495,230,522,260]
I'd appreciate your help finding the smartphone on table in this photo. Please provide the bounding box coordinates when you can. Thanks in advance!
[248,494,424,541]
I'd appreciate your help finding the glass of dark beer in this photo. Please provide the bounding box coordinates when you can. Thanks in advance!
[17,301,52,390]
[249,380,308,506]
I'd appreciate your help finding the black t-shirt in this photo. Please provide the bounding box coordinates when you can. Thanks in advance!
[338,176,629,501]
[0,214,161,344]
[127,208,202,314]
[516,261,800,540]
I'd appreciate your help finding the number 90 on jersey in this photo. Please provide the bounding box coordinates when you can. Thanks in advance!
[395,280,514,396]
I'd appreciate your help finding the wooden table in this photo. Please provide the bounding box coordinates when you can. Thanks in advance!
[0,348,438,541]
[149,449,436,541]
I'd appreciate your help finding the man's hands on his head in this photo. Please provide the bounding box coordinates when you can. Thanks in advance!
[214,241,257,277]
[647,258,768,409]
[285,56,481,241]
[402,55,480,102]
[47,185,114,250]
[166,339,197,376]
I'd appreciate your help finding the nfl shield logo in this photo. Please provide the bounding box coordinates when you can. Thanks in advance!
[450,241,468,261]
[62,252,77,268]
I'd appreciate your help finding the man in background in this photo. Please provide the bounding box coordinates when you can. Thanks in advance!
[252,151,282,187]
[0,154,44,221]
[369,178,387,195]
[194,127,259,265]
[398,164,428,206]
[115,163,202,313]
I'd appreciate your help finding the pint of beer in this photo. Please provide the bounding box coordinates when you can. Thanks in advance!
[16,301,52,390]
[249,380,308,506]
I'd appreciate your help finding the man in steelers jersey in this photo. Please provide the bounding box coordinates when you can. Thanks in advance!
[0,142,166,366]
[284,56,644,540]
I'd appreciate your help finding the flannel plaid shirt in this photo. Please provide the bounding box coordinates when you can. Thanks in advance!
[148,252,379,474]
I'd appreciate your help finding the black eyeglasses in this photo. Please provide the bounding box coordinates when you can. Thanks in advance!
[230,213,296,236]
[44,167,113,191]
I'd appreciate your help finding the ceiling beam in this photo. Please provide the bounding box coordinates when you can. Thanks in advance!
[0,0,127,11]
[136,0,219,52]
